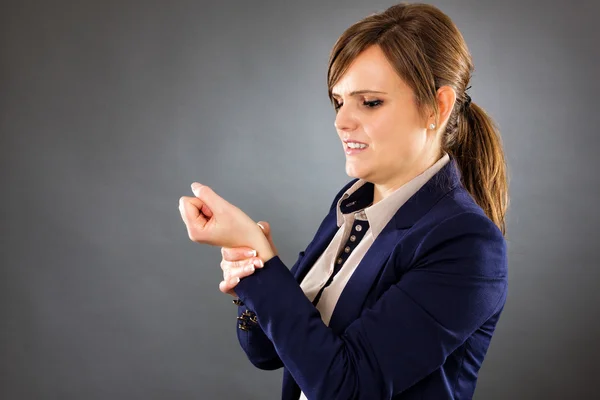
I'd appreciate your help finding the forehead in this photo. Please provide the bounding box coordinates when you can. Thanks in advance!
[331,45,407,96]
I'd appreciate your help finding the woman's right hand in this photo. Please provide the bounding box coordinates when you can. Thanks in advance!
[219,221,277,297]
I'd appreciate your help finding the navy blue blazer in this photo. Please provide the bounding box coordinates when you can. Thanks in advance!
[234,157,508,399]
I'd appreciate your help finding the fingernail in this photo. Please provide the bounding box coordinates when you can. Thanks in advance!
[245,265,255,273]
[245,250,257,257]
[229,277,240,285]
[191,182,201,195]
[253,259,264,268]
[257,223,265,231]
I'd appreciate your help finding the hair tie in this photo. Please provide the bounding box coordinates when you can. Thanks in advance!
[463,85,472,111]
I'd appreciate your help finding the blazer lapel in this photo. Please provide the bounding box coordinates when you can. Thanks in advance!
[292,209,340,283]
[328,158,463,334]
[328,224,407,334]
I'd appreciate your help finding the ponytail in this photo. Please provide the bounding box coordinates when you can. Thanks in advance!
[447,102,509,236]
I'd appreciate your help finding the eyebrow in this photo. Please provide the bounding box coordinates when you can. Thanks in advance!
[331,90,388,98]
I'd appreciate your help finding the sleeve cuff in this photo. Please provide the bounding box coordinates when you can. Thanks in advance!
[234,255,309,316]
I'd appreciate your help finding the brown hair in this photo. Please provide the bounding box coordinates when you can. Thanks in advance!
[327,3,509,235]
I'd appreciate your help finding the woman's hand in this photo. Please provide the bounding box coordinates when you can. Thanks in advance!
[219,248,264,297]
[178,182,275,260]
[218,221,277,297]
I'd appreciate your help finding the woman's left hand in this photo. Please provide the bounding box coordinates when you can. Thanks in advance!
[218,247,264,297]
[178,182,275,259]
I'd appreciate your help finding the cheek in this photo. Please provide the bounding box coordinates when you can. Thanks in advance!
[366,110,424,156]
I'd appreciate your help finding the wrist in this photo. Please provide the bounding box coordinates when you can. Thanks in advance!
[249,231,276,262]
[255,239,276,262]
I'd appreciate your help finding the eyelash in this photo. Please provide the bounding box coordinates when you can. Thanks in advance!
[333,99,383,111]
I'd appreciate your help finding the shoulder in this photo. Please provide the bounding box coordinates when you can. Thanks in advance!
[408,186,507,278]
[417,183,503,238]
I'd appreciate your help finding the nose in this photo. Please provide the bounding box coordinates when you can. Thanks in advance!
[334,106,359,132]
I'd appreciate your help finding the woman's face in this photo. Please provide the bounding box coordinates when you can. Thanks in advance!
[331,45,439,187]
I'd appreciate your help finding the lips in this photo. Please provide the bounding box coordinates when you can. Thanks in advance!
[343,139,368,145]
[344,141,369,155]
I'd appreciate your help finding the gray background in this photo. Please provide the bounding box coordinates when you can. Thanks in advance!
[1,0,598,399]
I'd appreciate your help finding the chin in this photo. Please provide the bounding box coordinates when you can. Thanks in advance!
[345,163,370,180]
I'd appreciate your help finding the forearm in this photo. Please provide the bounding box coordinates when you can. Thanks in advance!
[233,227,279,369]
[233,231,300,371]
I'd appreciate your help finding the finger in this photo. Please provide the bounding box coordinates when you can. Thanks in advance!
[221,258,263,278]
[191,183,228,215]
[198,200,213,218]
[221,259,243,276]
[220,260,239,280]
[220,259,230,277]
[183,189,214,219]
[219,260,260,295]
[219,279,238,296]
[257,221,270,236]
[179,196,208,227]
[257,221,278,254]
[179,197,211,243]
[257,221,273,242]
[187,196,214,220]
[222,247,257,261]
[229,262,257,280]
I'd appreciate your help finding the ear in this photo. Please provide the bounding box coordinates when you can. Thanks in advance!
[427,85,457,130]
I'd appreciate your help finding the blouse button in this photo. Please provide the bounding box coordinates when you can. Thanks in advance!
[355,224,362,232]
[350,235,356,242]
[337,257,343,264]
[344,246,351,253]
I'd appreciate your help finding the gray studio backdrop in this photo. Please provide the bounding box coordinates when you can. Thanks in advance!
[1,0,598,399]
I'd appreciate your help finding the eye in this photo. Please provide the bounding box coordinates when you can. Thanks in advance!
[332,98,383,112]
[364,99,383,108]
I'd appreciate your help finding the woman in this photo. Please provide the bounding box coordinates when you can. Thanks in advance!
[179,3,508,399]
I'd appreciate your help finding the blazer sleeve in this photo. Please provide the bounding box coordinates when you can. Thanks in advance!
[234,249,304,370]
[234,211,508,399]
[235,181,355,370]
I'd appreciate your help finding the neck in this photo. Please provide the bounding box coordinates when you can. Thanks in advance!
[371,153,441,205]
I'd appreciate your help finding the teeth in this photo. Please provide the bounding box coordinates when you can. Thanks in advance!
[347,142,367,149]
